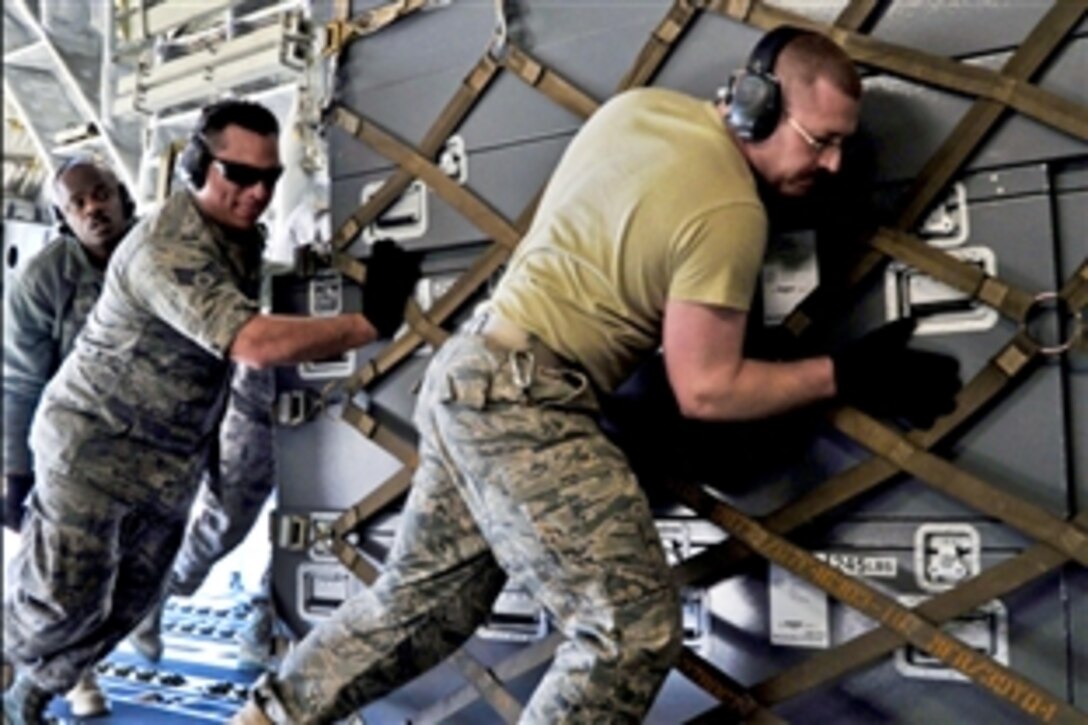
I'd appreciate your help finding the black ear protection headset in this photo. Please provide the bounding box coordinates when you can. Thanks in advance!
[52,158,137,237]
[722,25,807,142]
[178,102,231,190]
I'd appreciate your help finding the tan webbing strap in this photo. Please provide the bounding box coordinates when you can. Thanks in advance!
[831,406,1088,567]
[331,53,502,253]
[332,467,415,544]
[503,45,601,120]
[324,436,414,582]
[326,538,382,584]
[670,480,1085,723]
[403,298,450,348]
[324,0,430,57]
[329,105,521,251]
[340,402,419,468]
[448,649,524,724]
[673,328,1040,589]
[617,0,701,91]
[412,633,564,724]
[676,649,784,724]
[752,509,1088,705]
[895,1,1087,230]
[832,0,880,32]
[330,251,368,286]
[869,228,1036,322]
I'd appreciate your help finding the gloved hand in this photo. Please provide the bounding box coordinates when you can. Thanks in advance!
[3,472,34,532]
[362,239,422,339]
[832,318,962,429]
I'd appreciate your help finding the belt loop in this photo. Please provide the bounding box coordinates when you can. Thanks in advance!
[510,349,535,390]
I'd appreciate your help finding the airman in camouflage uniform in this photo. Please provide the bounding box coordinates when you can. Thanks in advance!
[235,30,891,725]
[3,100,414,725]
[2,158,135,719]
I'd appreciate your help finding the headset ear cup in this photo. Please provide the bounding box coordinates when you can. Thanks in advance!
[179,135,210,189]
[726,71,781,142]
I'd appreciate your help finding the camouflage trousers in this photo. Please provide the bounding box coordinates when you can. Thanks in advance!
[2,473,184,692]
[257,333,683,724]
[170,365,276,596]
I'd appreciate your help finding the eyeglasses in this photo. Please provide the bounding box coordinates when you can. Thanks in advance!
[786,114,844,155]
[212,158,284,190]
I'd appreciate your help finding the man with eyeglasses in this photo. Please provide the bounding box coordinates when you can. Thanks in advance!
[233,27,961,725]
[3,100,420,725]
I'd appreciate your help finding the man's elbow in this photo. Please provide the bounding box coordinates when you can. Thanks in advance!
[228,331,274,369]
[673,383,721,421]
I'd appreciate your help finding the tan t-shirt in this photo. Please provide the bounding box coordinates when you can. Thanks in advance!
[490,87,767,392]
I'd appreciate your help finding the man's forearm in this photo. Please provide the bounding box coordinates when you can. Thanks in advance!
[229,313,377,368]
[681,355,836,421]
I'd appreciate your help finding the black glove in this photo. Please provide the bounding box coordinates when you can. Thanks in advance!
[362,239,422,339]
[3,472,34,532]
[832,318,962,429]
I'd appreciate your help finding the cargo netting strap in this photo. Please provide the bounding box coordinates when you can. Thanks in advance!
[500,45,601,119]
[448,649,523,724]
[669,478,1088,724]
[324,0,432,58]
[677,649,786,724]
[617,0,702,91]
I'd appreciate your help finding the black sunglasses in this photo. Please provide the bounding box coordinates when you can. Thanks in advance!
[212,158,284,189]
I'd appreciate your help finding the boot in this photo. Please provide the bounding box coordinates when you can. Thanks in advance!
[63,670,108,718]
[127,600,165,662]
[2,674,52,725]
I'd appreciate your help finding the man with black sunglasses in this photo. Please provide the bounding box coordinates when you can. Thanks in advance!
[2,99,421,725]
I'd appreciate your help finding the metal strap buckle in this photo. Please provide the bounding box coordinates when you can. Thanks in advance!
[1021,292,1083,356]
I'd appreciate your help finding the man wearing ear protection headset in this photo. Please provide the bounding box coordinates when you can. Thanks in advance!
[3,158,135,718]
[233,28,960,725]
[3,100,420,725]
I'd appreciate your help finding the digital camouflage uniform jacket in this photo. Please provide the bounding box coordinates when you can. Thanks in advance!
[4,234,105,476]
[29,190,262,513]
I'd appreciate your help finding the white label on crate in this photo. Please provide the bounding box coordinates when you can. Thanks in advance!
[894,597,1008,681]
[769,563,830,649]
[762,230,819,326]
[819,552,899,579]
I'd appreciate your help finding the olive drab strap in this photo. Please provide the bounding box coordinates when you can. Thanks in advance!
[617,0,702,91]
[323,0,432,58]
[303,0,1088,720]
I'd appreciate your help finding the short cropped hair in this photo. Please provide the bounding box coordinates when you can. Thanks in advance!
[778,32,862,101]
[198,100,280,151]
